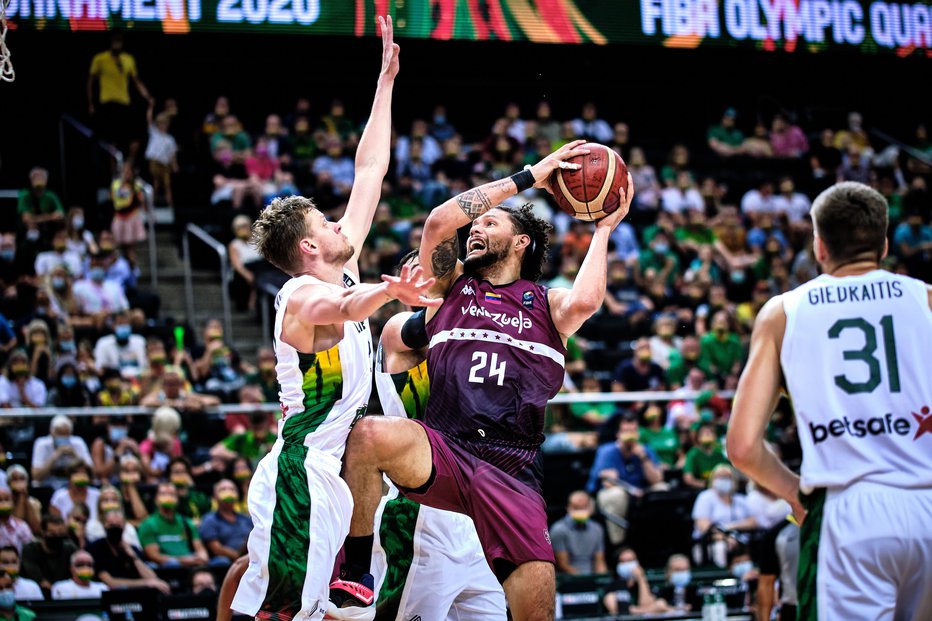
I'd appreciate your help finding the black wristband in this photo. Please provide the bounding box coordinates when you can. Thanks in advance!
[510,168,535,193]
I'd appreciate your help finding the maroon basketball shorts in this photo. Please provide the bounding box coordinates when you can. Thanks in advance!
[398,420,555,582]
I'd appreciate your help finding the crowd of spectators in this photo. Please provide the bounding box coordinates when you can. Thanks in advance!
[1,33,930,618]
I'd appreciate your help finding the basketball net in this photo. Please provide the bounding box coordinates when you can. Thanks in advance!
[0,0,14,82]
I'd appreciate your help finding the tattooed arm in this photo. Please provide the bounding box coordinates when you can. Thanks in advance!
[418,140,589,284]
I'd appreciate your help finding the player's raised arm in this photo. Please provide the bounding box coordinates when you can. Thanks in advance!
[419,140,590,282]
[339,15,400,272]
[726,296,805,522]
[288,265,438,327]
[549,173,634,339]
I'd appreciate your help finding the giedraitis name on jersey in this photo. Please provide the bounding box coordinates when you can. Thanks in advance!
[807,280,903,306]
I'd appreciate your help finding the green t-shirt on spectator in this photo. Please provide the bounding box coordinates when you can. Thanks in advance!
[210,130,252,153]
[639,248,680,284]
[568,401,615,427]
[683,446,729,482]
[17,189,64,218]
[176,489,213,523]
[640,426,680,466]
[707,125,745,147]
[675,226,716,246]
[698,332,744,379]
[138,511,200,557]
[223,430,277,461]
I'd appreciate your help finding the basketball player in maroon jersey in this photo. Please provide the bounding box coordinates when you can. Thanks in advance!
[335,141,634,621]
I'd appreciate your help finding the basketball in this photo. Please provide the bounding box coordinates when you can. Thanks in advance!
[549,143,628,221]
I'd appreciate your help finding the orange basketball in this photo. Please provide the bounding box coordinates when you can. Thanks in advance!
[549,143,628,221]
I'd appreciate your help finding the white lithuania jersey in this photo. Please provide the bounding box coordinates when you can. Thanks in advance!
[781,270,932,491]
[273,271,373,461]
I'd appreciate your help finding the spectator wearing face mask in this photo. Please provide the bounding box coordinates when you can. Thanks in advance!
[49,464,99,525]
[90,416,139,483]
[612,338,667,393]
[191,568,217,597]
[0,570,37,621]
[199,479,251,567]
[45,271,81,328]
[587,415,664,546]
[138,407,183,480]
[85,486,140,548]
[140,367,219,412]
[20,515,79,597]
[95,369,137,408]
[0,351,47,410]
[639,404,681,468]
[604,547,669,616]
[0,546,43,601]
[0,489,32,556]
[31,416,91,490]
[549,491,606,575]
[682,423,730,490]
[34,229,83,280]
[87,509,169,595]
[655,554,700,612]
[138,482,209,568]
[243,348,279,405]
[691,465,756,568]
[50,550,108,599]
[64,207,97,259]
[93,312,147,378]
[72,251,130,331]
[210,411,276,465]
[21,321,53,388]
[48,358,91,408]
[166,458,211,525]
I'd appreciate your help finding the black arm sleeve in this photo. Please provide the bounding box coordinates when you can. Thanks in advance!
[400,309,429,350]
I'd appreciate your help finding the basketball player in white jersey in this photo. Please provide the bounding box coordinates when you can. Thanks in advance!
[727,181,932,621]
[371,251,505,620]
[229,17,440,621]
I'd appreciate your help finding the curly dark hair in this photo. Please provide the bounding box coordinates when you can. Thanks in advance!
[497,203,552,282]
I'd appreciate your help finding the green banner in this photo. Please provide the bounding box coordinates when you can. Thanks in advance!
[6,0,931,56]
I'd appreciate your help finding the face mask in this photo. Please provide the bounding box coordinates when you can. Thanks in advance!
[171,475,190,489]
[11,366,28,378]
[89,267,106,282]
[644,409,661,422]
[72,477,90,488]
[53,436,70,448]
[60,340,76,352]
[670,570,691,588]
[731,560,753,579]
[106,382,123,394]
[115,325,132,341]
[653,243,669,254]
[53,242,67,253]
[26,229,41,242]
[105,526,124,546]
[100,502,121,513]
[637,351,652,362]
[99,243,115,254]
[619,432,639,445]
[4,568,18,581]
[120,472,140,485]
[616,560,638,580]
[52,276,67,290]
[0,503,12,518]
[234,470,251,482]
[109,426,128,443]
[0,590,15,611]
[150,356,167,366]
[73,216,85,229]
[197,587,217,599]
[217,152,234,164]
[75,567,94,581]
[569,509,590,525]
[259,362,275,374]
[700,438,716,449]
[219,493,237,504]
[158,497,178,510]
[55,374,76,390]
[713,478,733,495]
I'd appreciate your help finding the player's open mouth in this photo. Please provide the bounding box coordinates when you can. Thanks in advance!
[467,239,487,255]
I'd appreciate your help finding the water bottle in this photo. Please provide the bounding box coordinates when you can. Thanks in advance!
[702,591,714,621]
[125,609,135,621]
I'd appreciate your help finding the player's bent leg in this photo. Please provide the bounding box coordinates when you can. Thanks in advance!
[501,561,555,621]
[344,416,433,537]
[217,555,249,621]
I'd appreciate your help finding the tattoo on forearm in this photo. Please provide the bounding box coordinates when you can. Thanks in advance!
[431,235,459,279]
[456,189,493,220]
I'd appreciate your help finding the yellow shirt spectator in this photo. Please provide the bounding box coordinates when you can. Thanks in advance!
[90,51,137,106]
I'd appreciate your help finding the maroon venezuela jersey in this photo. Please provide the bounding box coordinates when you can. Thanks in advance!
[425,275,567,492]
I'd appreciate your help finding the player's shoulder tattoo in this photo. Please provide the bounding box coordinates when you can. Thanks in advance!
[456,188,493,220]
[431,234,458,279]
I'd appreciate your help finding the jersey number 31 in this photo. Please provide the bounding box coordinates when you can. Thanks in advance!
[829,315,900,395]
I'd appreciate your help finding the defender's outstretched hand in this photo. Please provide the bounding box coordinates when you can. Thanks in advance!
[377,15,400,80]
[381,264,442,308]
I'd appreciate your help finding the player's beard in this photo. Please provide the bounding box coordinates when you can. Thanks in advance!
[463,241,509,278]
[326,241,355,265]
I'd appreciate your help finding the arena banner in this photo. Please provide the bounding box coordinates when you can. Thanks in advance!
[6,0,930,56]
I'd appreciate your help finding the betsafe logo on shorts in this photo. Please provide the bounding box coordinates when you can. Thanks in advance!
[809,406,931,444]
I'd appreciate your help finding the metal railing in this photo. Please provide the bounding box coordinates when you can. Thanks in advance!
[1,390,734,418]
[58,113,158,289]
[182,222,233,341]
